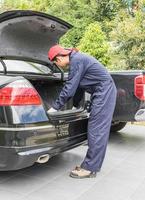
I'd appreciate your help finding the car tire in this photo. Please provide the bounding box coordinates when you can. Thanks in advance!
[110,122,127,132]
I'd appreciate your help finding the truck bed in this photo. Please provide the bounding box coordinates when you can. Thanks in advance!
[111,70,145,122]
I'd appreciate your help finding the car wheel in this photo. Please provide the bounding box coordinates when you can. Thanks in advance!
[110,122,127,132]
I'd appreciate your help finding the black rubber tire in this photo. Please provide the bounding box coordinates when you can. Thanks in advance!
[110,122,127,132]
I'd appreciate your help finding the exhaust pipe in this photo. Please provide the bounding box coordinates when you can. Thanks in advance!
[36,154,50,164]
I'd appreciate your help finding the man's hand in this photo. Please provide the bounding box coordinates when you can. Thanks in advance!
[47,107,57,114]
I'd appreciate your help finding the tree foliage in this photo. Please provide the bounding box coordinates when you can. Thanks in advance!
[110,2,145,70]
[47,0,124,47]
[78,22,110,66]
[0,0,50,12]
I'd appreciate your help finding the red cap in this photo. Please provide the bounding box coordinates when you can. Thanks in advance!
[48,45,72,61]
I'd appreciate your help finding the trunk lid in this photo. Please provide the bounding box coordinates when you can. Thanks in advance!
[0,10,72,64]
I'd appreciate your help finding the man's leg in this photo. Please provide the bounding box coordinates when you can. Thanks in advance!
[81,84,117,172]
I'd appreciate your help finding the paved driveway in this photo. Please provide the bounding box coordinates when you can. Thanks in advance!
[0,124,145,200]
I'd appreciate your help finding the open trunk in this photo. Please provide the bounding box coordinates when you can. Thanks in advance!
[29,77,87,124]
[0,10,89,125]
[30,78,73,110]
[0,10,76,111]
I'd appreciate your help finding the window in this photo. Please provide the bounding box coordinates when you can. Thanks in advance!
[1,60,53,75]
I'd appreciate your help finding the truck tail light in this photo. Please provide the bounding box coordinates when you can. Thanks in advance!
[0,79,42,106]
[134,75,145,100]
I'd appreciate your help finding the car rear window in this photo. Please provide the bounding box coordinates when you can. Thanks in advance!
[0,60,52,75]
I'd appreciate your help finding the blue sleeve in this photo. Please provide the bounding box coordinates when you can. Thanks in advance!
[52,60,85,110]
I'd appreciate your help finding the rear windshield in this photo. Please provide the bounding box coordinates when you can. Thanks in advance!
[0,60,56,75]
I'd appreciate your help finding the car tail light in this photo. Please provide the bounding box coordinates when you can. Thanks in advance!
[0,79,42,106]
[134,75,145,100]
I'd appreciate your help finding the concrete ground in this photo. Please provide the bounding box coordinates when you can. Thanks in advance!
[0,124,145,200]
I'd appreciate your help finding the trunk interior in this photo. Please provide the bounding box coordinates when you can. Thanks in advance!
[28,78,84,111]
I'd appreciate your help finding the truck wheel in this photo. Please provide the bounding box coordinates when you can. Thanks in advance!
[111,122,127,132]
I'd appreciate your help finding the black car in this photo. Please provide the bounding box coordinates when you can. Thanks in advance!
[0,10,89,170]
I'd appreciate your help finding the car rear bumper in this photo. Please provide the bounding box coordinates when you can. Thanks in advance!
[0,145,52,171]
[0,119,88,171]
[0,137,87,171]
[0,147,50,171]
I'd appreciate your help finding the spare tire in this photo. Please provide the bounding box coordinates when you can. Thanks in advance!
[110,122,127,132]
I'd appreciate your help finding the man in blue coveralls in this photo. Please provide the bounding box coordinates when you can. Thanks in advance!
[47,45,117,179]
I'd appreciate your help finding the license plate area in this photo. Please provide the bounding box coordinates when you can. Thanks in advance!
[56,124,69,139]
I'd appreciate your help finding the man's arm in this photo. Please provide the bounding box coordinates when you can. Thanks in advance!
[52,60,85,110]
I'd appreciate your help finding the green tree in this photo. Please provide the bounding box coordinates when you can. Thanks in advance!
[47,0,96,47]
[48,0,124,47]
[0,0,50,12]
[78,22,110,66]
[109,4,145,70]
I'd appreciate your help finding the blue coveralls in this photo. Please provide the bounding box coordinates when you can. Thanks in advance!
[52,51,117,173]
